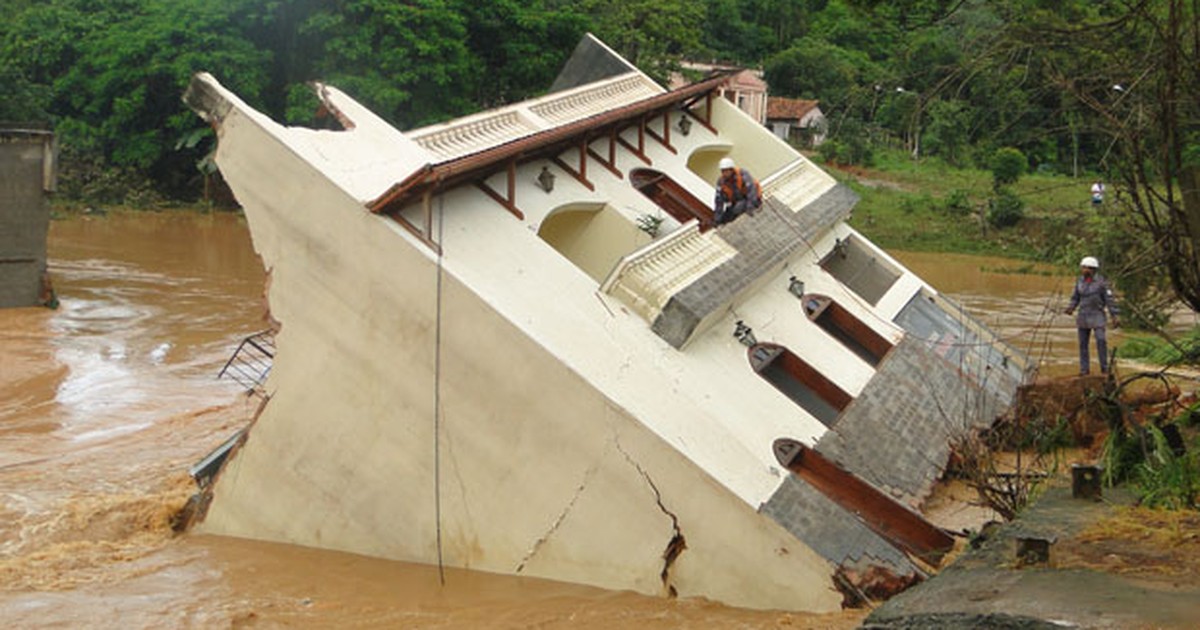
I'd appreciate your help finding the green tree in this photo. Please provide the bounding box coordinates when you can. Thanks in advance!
[0,65,51,122]
[989,147,1026,188]
[3,0,271,200]
[1000,0,1200,313]
[765,38,879,105]
[923,99,972,165]
[703,0,771,63]
[303,0,475,128]
[986,187,1024,228]
[55,0,269,197]
[581,0,705,83]
[459,0,588,108]
[810,0,898,62]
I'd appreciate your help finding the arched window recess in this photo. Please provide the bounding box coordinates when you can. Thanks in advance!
[800,293,893,367]
[748,343,852,428]
[629,168,715,231]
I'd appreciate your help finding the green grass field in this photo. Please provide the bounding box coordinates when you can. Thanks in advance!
[831,149,1100,260]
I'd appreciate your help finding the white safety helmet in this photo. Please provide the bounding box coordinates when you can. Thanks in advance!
[1080,256,1100,269]
[719,157,736,170]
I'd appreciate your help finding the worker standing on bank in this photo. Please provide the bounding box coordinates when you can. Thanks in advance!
[1064,256,1120,375]
[713,157,761,225]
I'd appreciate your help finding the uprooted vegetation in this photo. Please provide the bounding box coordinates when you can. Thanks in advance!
[947,369,1200,521]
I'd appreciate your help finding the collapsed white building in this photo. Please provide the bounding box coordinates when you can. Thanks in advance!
[185,35,1029,612]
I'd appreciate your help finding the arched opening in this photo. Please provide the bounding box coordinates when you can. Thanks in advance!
[686,147,731,185]
[538,202,651,283]
[748,343,852,427]
[801,294,893,367]
[629,168,715,231]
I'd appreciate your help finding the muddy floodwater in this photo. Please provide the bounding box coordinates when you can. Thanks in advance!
[0,211,1189,628]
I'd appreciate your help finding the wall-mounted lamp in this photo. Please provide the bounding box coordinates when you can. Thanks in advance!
[833,237,848,259]
[677,114,692,136]
[733,320,757,347]
[537,166,556,193]
[787,276,805,299]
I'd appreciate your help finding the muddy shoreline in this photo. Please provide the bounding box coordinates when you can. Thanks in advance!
[866,483,1200,629]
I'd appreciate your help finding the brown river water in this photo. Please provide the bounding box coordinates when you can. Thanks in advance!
[1,211,1192,628]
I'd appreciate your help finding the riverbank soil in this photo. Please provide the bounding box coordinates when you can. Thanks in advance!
[866,483,1200,629]
[868,373,1200,630]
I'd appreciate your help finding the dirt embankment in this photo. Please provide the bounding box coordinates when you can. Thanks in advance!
[869,373,1200,629]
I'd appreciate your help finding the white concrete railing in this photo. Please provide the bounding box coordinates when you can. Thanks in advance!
[413,111,537,161]
[408,73,661,162]
[761,157,837,212]
[600,221,737,323]
[529,75,659,124]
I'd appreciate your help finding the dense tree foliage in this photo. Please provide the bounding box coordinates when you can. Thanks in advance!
[1028,1,1198,313]
[0,0,1170,198]
[2,0,1196,315]
[1,0,591,199]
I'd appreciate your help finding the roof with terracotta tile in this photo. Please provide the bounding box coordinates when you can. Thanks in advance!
[767,97,820,121]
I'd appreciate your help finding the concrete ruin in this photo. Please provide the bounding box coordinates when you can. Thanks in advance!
[0,126,56,308]
[184,35,1030,611]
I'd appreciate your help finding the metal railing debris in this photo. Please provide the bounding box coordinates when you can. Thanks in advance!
[218,329,275,397]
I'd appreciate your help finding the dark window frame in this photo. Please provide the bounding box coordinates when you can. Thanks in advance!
[748,343,852,427]
[629,168,715,231]
[801,294,893,367]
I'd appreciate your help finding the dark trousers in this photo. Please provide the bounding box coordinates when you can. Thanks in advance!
[1077,326,1108,374]
[716,199,758,225]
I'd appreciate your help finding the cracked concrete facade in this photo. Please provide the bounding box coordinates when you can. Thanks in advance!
[191,71,842,610]
[615,436,687,596]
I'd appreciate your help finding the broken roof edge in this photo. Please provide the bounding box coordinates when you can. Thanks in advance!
[184,72,432,205]
[548,33,648,93]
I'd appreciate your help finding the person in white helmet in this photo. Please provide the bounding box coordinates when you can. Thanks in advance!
[713,157,761,225]
[1064,256,1120,375]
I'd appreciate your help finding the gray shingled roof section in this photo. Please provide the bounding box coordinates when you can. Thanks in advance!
[651,183,859,348]
[548,34,641,94]
[760,474,917,575]
[814,335,1014,508]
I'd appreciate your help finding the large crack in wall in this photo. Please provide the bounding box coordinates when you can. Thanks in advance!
[514,456,604,573]
[613,437,687,597]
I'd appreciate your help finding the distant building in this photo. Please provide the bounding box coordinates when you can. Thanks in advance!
[0,125,56,308]
[767,97,826,148]
[670,62,768,124]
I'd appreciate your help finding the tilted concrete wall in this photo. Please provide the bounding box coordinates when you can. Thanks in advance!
[0,131,54,308]
[197,100,842,612]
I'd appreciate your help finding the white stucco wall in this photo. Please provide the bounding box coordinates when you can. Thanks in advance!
[538,202,652,282]
[708,98,796,182]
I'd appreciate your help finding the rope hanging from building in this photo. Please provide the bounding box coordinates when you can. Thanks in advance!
[433,190,447,585]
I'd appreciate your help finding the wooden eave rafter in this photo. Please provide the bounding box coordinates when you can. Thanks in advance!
[368,71,734,217]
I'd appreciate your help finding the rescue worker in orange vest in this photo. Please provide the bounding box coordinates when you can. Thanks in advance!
[713,157,761,225]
